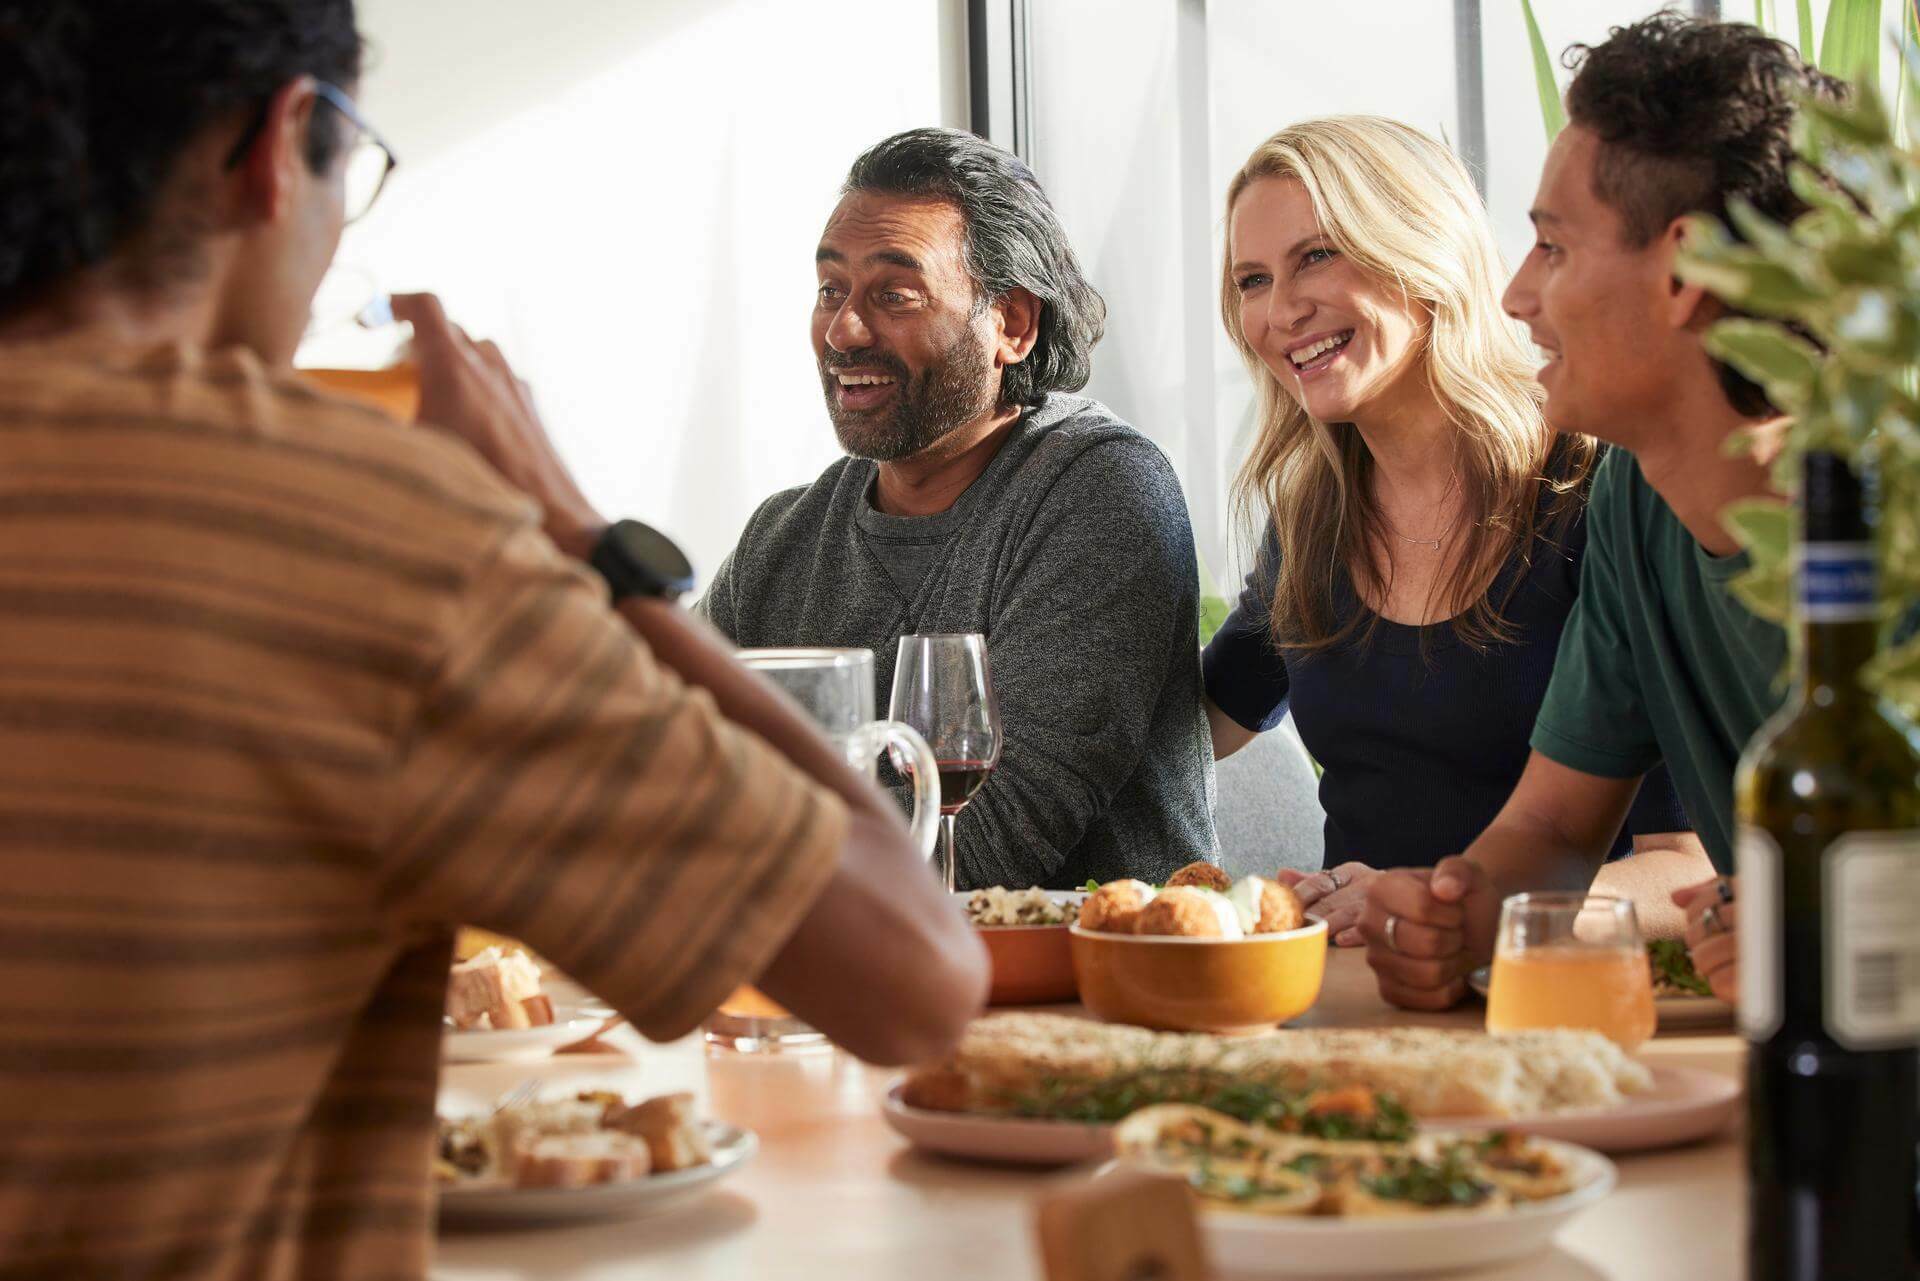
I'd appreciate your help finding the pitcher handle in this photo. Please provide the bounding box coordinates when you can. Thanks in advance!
[851,720,941,867]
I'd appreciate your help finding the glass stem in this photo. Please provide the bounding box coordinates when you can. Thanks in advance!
[939,813,958,893]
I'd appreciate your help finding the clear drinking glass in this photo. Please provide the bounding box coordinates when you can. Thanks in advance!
[296,271,419,420]
[1485,892,1657,1050]
[888,634,1002,893]
[705,648,939,1052]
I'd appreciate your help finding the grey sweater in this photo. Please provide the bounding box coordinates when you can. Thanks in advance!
[699,394,1217,890]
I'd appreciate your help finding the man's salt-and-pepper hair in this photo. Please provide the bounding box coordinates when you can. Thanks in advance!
[843,127,1106,409]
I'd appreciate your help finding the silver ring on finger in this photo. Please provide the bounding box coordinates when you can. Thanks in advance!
[1385,913,1402,954]
[1327,869,1346,890]
[1701,903,1725,937]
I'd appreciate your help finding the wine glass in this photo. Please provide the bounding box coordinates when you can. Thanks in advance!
[888,634,1002,893]
[1485,892,1657,1050]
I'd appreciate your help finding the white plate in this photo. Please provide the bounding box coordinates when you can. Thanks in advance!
[441,1003,611,1063]
[1426,1064,1740,1153]
[882,1082,1110,1165]
[1112,1136,1617,1278]
[883,1063,1737,1161]
[436,1121,756,1227]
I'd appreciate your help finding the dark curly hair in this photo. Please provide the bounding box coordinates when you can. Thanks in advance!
[1564,14,1843,415]
[843,128,1106,410]
[0,0,361,315]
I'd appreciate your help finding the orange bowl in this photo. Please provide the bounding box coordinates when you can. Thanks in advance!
[1068,917,1328,1033]
[979,924,1079,1005]
[956,890,1084,1006]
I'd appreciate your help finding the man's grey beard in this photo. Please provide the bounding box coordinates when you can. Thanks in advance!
[824,326,999,462]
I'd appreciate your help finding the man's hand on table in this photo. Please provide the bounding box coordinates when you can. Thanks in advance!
[1674,876,1739,1006]
[1360,856,1501,1010]
[391,292,606,560]
[1281,862,1379,947]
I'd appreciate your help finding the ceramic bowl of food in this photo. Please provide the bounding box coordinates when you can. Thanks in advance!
[1069,916,1328,1034]
[957,888,1086,1006]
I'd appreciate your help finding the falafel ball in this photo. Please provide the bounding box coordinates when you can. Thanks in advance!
[1133,887,1231,937]
[1165,860,1231,893]
[1250,878,1306,933]
[1078,879,1156,934]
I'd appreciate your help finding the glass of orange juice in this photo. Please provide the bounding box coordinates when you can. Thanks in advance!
[1485,892,1656,1050]
[299,363,420,421]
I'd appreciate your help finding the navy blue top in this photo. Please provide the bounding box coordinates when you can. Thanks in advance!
[1203,489,1691,869]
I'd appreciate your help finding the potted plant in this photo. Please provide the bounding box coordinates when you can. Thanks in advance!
[1675,73,1920,716]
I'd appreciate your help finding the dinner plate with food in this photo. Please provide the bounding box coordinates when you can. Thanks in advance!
[882,1011,1735,1164]
[1103,1103,1616,1276]
[1467,940,1735,1031]
[436,1087,755,1226]
[959,886,1086,1005]
[442,945,612,1063]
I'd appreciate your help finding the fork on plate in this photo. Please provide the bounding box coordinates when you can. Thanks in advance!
[491,1077,544,1115]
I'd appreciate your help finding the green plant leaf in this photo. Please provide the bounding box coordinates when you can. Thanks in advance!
[1788,162,1862,219]
[1899,0,1917,145]
[1723,497,1795,564]
[1520,0,1565,142]
[1676,251,1830,316]
[1820,0,1883,80]
[1864,633,1920,712]
[1727,195,1826,277]
[1803,89,1895,149]
[1797,0,1816,61]
[1703,319,1824,412]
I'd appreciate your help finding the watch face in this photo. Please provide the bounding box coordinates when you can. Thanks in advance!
[607,520,695,597]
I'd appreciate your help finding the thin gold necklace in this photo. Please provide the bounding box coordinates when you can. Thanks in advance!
[1380,473,1460,552]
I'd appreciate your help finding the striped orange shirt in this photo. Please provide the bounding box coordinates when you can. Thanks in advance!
[0,341,846,1280]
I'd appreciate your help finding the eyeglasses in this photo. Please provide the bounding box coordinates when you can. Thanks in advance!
[314,82,398,224]
[226,80,399,225]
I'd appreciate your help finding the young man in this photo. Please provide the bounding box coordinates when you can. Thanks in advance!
[1360,15,1838,1009]
[0,3,985,1277]
[700,129,1217,891]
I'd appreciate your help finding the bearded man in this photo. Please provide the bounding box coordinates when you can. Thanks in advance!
[700,128,1216,891]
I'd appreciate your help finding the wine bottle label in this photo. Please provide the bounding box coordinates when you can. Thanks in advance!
[1824,831,1920,1049]
[1736,826,1783,1041]
[1800,541,1876,622]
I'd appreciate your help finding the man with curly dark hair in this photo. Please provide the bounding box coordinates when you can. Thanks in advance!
[700,128,1217,893]
[1362,15,1837,1007]
[0,3,988,1277]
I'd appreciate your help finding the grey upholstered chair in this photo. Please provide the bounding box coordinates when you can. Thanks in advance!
[1211,714,1326,880]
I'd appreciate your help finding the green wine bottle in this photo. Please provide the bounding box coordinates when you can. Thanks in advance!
[1736,451,1920,1281]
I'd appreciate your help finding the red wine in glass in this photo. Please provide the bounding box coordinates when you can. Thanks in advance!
[888,634,1002,891]
[905,759,997,815]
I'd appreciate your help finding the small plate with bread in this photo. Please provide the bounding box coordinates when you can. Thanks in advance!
[443,944,612,1062]
[435,1088,755,1227]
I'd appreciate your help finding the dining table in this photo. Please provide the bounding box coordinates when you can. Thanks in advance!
[432,947,1744,1280]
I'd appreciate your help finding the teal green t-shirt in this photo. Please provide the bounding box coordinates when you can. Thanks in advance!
[1531,449,1789,872]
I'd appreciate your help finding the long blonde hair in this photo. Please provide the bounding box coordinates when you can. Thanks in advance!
[1222,115,1593,654]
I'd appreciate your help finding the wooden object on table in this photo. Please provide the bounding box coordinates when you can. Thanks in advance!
[1034,1168,1208,1281]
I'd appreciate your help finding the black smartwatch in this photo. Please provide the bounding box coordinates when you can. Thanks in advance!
[587,519,696,602]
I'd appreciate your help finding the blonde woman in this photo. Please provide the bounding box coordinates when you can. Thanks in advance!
[1201,116,1693,945]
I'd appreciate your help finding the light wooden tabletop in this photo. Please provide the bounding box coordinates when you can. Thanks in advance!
[432,949,1744,1280]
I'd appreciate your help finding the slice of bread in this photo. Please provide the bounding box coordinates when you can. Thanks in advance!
[512,1131,652,1188]
[446,947,547,1031]
[606,1092,712,1172]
